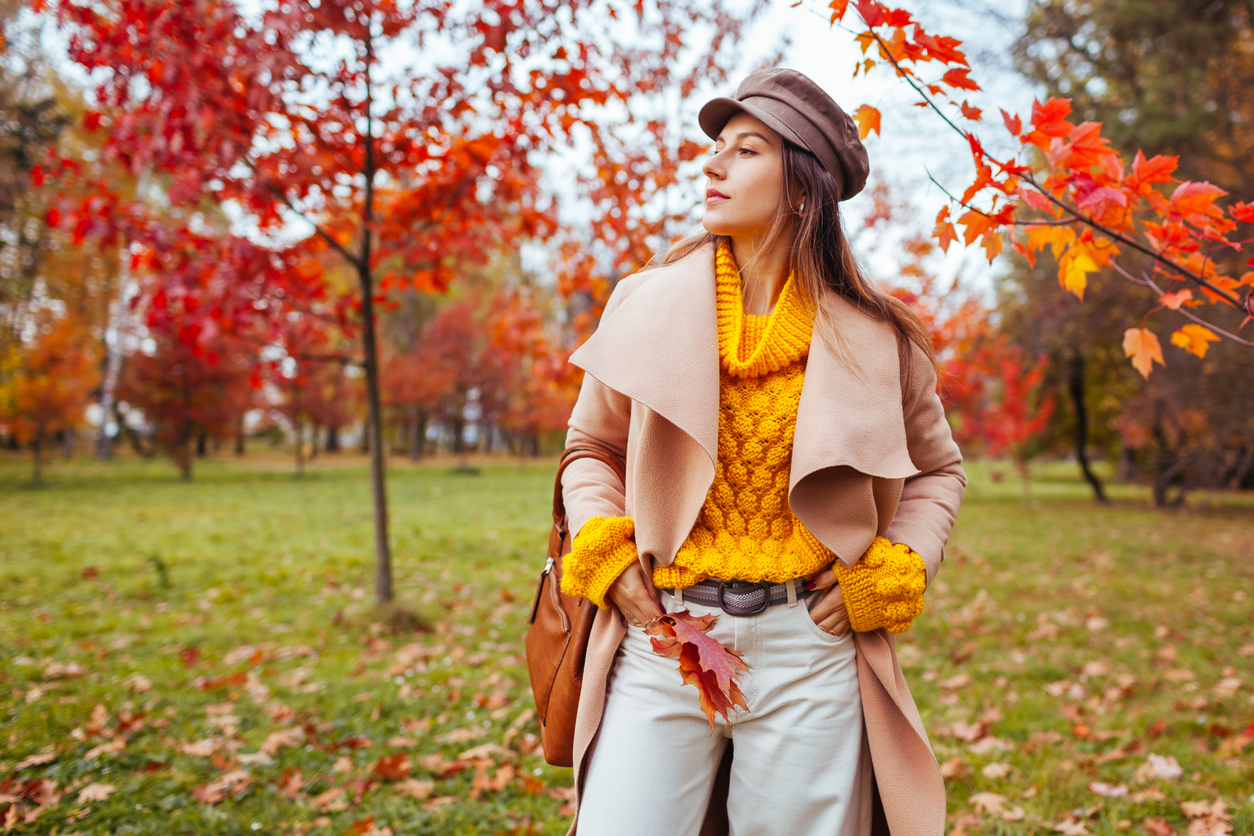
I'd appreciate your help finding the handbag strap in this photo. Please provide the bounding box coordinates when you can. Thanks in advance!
[550,441,627,536]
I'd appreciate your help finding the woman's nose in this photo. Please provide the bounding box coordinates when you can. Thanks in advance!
[702,153,724,181]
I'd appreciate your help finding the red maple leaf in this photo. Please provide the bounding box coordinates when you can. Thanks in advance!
[646,610,749,731]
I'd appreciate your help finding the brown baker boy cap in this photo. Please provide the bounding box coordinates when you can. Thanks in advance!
[699,67,870,202]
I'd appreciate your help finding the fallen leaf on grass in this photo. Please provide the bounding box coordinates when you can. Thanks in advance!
[969,792,1006,815]
[1089,782,1128,797]
[14,750,56,770]
[278,768,305,799]
[422,796,458,812]
[1142,817,1178,836]
[1180,799,1232,836]
[386,736,420,748]
[83,738,125,760]
[309,787,349,812]
[1130,789,1166,803]
[261,728,305,755]
[981,762,1012,779]
[1051,821,1091,835]
[237,752,274,765]
[179,739,218,757]
[436,727,485,744]
[1135,754,1183,782]
[371,754,412,781]
[394,779,433,800]
[1001,806,1026,822]
[646,610,749,731]
[76,784,115,803]
[190,770,251,804]
[415,754,468,779]
[1216,722,1254,756]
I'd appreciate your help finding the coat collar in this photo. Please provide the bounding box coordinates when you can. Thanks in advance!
[569,240,920,483]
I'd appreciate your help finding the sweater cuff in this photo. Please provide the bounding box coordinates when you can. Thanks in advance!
[834,537,927,634]
[560,516,639,609]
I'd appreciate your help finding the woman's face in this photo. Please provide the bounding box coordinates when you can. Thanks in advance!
[701,112,789,239]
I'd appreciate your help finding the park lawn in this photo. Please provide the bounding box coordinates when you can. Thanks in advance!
[1,453,1251,836]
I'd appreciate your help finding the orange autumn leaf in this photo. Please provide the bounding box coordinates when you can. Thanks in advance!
[933,206,958,253]
[646,610,749,731]
[959,101,982,121]
[853,104,881,139]
[1158,289,1193,310]
[1169,324,1220,358]
[1123,328,1164,379]
[942,67,980,91]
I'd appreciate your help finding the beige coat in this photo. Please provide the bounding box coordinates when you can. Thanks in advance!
[561,241,966,836]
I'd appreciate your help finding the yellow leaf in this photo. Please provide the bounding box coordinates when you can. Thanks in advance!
[1026,225,1075,259]
[853,105,881,140]
[1123,327,1164,379]
[1169,324,1219,358]
[1060,249,1098,300]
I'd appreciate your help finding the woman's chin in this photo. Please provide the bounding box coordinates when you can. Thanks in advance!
[701,216,733,236]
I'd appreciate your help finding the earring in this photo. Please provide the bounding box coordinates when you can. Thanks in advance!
[799,202,806,212]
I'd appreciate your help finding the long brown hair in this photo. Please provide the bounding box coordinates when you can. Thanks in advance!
[651,139,934,384]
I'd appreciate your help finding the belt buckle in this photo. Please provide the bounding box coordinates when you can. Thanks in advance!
[716,580,772,616]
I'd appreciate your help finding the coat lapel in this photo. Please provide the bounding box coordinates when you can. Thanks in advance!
[568,243,720,466]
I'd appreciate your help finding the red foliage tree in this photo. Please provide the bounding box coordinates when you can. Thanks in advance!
[117,330,256,481]
[48,0,763,603]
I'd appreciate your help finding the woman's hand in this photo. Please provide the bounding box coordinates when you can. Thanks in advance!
[803,566,849,637]
[606,560,664,628]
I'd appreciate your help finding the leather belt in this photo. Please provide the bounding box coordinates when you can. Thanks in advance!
[667,578,810,616]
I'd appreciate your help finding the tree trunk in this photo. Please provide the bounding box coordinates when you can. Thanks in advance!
[310,425,320,459]
[179,422,194,481]
[63,427,75,460]
[408,404,422,463]
[294,417,305,476]
[235,416,246,455]
[326,425,340,453]
[196,433,207,458]
[1068,354,1108,503]
[32,424,44,485]
[359,261,393,603]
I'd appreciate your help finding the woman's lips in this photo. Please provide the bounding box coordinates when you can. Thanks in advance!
[706,189,729,204]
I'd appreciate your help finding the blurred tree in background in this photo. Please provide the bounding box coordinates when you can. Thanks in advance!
[1000,0,1254,503]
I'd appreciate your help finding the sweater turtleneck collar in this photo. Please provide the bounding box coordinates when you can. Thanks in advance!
[714,238,814,378]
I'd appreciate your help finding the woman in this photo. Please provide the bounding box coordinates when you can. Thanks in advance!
[557,68,965,836]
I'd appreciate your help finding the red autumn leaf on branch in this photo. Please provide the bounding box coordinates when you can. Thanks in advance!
[645,610,749,731]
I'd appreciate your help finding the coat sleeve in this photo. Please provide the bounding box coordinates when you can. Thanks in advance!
[561,282,635,540]
[884,342,966,585]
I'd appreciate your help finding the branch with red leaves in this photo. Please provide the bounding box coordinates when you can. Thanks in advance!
[822,0,1254,378]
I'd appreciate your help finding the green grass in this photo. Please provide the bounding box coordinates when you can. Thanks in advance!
[1,452,1251,835]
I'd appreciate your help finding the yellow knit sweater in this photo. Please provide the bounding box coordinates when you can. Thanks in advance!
[560,240,925,632]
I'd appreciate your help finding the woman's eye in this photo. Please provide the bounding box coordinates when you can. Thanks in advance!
[738,146,757,156]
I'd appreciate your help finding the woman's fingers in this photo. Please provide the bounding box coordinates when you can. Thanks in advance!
[817,612,850,637]
[607,562,663,624]
[804,568,838,591]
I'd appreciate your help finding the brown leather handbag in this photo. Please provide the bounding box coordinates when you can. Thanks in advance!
[523,441,736,835]
[525,441,626,768]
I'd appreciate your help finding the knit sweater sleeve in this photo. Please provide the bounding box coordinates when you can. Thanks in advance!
[834,537,927,634]
[560,516,639,610]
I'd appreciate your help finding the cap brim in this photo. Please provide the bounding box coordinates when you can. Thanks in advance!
[697,96,809,154]
[698,97,746,140]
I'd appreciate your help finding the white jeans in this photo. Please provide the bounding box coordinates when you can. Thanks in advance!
[578,590,872,836]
